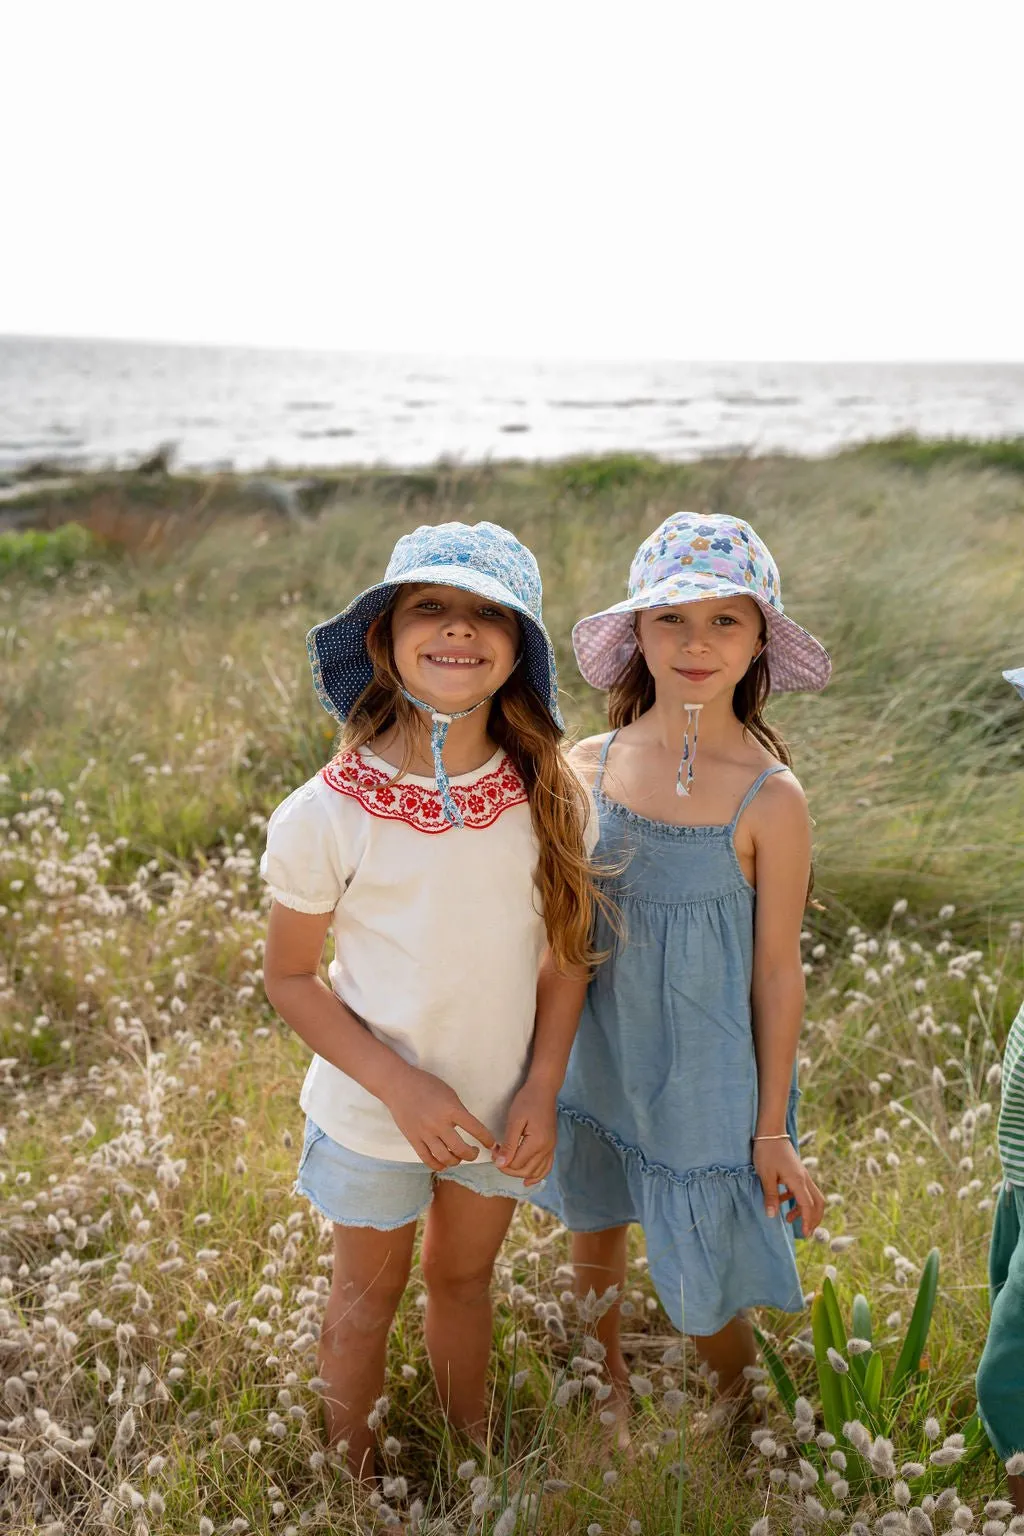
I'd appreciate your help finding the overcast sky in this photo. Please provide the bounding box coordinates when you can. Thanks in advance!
[3,1,1021,361]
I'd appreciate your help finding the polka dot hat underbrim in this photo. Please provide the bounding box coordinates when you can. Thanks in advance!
[307,563,564,730]
[1005,667,1024,700]
[572,574,832,694]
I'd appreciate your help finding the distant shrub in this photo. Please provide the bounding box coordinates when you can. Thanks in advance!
[551,453,665,497]
[847,433,1024,476]
[0,522,99,579]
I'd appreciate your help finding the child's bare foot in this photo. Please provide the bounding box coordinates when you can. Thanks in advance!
[444,1425,496,1480]
[689,1388,759,1454]
[598,1377,633,1453]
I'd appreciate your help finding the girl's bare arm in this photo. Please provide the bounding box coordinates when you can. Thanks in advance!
[749,773,810,1136]
[263,903,497,1167]
[748,774,824,1233]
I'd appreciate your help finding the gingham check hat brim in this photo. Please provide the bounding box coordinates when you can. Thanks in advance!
[307,563,564,729]
[572,574,831,694]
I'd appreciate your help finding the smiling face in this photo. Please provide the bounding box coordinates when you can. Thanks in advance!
[388,583,521,712]
[635,593,766,705]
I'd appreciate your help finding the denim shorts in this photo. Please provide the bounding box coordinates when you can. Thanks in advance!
[294,1117,534,1230]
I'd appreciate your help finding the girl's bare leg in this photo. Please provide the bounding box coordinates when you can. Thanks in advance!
[1009,1472,1024,1516]
[572,1225,631,1444]
[692,1313,758,1399]
[420,1181,517,1442]
[318,1220,417,1479]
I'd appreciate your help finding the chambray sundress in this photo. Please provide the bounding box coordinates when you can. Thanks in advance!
[535,731,805,1336]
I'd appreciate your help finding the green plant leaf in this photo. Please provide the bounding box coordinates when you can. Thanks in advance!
[811,1294,847,1439]
[848,1296,873,1391]
[754,1326,797,1415]
[851,1294,873,1346]
[863,1351,883,1416]
[891,1249,940,1400]
[820,1277,857,1422]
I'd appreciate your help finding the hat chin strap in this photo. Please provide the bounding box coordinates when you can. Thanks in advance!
[400,656,521,828]
[676,703,703,797]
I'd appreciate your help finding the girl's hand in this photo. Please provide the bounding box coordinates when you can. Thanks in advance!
[384,1067,497,1171]
[495,1080,558,1186]
[752,1138,825,1237]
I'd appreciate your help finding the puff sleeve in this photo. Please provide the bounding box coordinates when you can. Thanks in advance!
[260,779,352,914]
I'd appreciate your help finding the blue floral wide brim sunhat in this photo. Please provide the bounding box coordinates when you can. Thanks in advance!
[1005,667,1024,700]
[307,519,564,731]
[572,511,832,694]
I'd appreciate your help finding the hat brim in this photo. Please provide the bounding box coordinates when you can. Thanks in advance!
[308,565,565,730]
[572,575,831,694]
[1004,667,1024,700]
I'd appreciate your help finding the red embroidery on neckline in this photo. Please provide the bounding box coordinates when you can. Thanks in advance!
[319,751,529,833]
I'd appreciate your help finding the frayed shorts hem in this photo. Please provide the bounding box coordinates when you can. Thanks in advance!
[293,1179,426,1231]
[294,1116,532,1230]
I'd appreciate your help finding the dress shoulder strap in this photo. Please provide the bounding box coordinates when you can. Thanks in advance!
[730,762,788,828]
[593,730,619,795]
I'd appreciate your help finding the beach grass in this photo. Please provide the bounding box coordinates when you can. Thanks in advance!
[1,443,1023,1533]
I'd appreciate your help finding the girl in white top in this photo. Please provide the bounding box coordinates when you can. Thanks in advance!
[261,520,599,1477]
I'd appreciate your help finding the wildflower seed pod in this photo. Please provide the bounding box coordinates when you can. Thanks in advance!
[112,1408,136,1454]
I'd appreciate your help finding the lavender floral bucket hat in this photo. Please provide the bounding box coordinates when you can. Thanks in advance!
[573,511,831,694]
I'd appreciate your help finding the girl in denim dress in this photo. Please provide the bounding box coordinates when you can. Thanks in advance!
[536,511,828,1432]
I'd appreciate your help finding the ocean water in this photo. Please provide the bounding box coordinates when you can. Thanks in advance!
[2,335,1023,473]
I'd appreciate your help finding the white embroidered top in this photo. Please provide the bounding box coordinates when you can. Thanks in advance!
[261,746,597,1162]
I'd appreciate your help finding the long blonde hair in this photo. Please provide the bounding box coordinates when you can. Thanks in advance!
[339,594,603,972]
